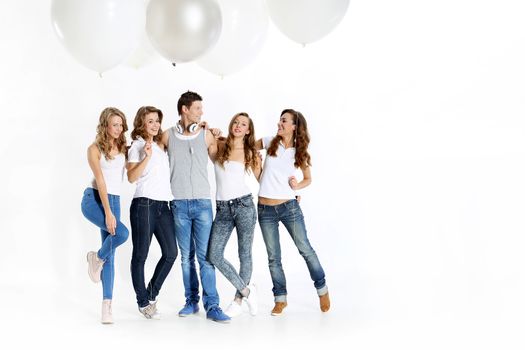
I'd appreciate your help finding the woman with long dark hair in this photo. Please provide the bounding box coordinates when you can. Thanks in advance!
[207,112,261,318]
[256,109,330,316]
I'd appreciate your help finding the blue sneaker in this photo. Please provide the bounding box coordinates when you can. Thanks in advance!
[178,302,199,317]
[206,306,231,323]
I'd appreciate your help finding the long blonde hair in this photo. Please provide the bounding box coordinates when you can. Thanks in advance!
[216,112,258,172]
[95,107,128,160]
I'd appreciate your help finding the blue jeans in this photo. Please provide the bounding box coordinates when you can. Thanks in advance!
[130,198,178,308]
[208,194,256,298]
[258,199,327,302]
[171,199,219,311]
[81,188,129,300]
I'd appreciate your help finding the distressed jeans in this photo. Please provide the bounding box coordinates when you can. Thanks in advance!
[258,199,327,302]
[171,199,219,311]
[208,194,256,298]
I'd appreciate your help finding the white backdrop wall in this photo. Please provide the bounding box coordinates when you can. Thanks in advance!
[1,0,525,348]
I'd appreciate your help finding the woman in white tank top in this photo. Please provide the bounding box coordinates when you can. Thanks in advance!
[80,107,130,324]
[207,113,261,317]
[255,109,330,316]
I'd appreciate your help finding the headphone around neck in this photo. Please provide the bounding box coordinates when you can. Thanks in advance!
[176,121,199,134]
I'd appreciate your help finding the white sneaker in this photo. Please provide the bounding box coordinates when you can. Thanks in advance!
[86,251,104,283]
[101,299,113,324]
[244,283,258,316]
[139,301,161,320]
[224,300,243,318]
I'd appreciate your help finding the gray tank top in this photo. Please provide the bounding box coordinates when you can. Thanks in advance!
[167,127,210,199]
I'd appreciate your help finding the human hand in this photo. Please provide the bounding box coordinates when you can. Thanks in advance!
[105,213,117,235]
[209,128,222,138]
[288,176,298,190]
[143,141,152,158]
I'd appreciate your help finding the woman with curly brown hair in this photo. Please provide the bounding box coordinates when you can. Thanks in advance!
[256,109,330,316]
[81,107,130,324]
[127,106,177,320]
[207,112,261,318]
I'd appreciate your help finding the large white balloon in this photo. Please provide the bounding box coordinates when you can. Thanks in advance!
[51,0,145,73]
[146,0,222,63]
[266,0,350,45]
[197,0,269,76]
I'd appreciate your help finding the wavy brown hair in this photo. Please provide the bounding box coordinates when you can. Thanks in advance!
[95,107,128,160]
[216,112,258,172]
[267,109,311,169]
[131,106,164,144]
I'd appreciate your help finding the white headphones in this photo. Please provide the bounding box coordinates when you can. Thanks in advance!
[176,121,199,134]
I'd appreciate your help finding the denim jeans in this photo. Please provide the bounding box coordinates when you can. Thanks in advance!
[171,199,219,311]
[130,197,178,308]
[258,199,327,302]
[208,194,256,299]
[81,188,129,300]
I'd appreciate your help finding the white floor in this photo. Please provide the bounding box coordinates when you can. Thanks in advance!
[4,273,523,350]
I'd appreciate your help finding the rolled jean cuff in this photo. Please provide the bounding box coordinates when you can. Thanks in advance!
[274,295,287,302]
[316,286,328,296]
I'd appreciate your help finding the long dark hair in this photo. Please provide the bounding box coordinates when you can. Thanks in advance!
[216,112,258,172]
[267,109,311,169]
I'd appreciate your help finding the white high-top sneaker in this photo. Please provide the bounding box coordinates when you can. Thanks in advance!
[101,299,113,324]
[244,283,258,316]
[86,251,104,283]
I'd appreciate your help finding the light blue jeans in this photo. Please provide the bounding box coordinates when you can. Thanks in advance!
[81,188,129,300]
[171,199,219,311]
[258,199,327,302]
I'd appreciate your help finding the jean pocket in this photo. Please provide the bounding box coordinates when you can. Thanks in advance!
[241,197,254,208]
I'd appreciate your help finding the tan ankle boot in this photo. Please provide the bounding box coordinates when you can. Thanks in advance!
[101,299,113,324]
[319,292,330,312]
[271,302,287,316]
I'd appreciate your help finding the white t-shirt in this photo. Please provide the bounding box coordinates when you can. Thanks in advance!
[128,137,174,201]
[214,161,252,201]
[258,136,300,199]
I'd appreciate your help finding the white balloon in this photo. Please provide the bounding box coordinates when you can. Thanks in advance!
[51,0,145,73]
[266,0,350,45]
[197,0,269,76]
[146,0,222,63]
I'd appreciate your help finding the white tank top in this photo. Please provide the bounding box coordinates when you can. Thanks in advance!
[91,153,125,196]
[214,161,251,200]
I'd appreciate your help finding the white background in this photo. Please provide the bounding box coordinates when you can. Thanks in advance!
[1,0,524,349]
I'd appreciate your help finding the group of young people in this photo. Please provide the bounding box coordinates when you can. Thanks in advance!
[80,91,330,324]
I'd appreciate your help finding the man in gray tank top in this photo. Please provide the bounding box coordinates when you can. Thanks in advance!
[160,91,230,323]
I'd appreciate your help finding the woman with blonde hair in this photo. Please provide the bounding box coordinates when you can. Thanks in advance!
[81,107,130,324]
[207,112,261,318]
[127,106,177,320]
[256,109,330,316]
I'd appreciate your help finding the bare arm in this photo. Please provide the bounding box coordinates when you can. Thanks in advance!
[87,144,116,235]
[127,142,152,183]
[252,151,262,181]
[206,129,218,161]
[255,138,263,151]
[289,166,312,191]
